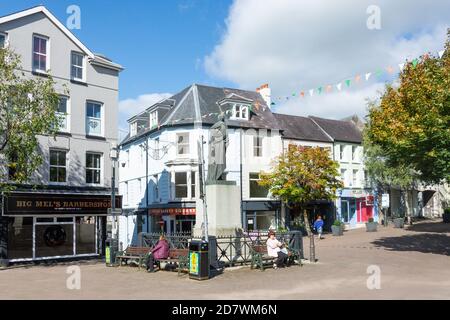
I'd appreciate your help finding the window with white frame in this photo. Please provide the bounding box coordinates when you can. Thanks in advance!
[340,169,347,183]
[352,169,358,187]
[249,173,269,198]
[231,104,249,120]
[0,33,6,48]
[86,153,102,184]
[174,171,196,199]
[71,52,84,81]
[32,35,49,72]
[49,149,67,183]
[86,101,103,136]
[352,146,357,162]
[130,122,137,137]
[339,145,345,161]
[176,133,190,156]
[150,111,158,129]
[254,135,263,157]
[56,96,69,132]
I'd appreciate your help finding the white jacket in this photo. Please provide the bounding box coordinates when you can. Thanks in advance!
[266,238,281,258]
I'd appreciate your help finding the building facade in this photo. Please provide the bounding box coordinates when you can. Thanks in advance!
[0,6,123,264]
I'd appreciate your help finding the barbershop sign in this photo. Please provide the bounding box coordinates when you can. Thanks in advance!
[2,193,122,216]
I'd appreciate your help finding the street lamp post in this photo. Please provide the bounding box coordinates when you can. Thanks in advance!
[110,144,119,262]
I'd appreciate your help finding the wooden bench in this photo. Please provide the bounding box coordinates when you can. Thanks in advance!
[250,244,302,271]
[116,246,152,270]
[152,249,189,276]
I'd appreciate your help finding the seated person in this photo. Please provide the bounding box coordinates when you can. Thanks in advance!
[266,231,288,269]
[146,235,169,272]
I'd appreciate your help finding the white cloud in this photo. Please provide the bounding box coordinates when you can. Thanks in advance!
[204,0,449,118]
[118,93,171,133]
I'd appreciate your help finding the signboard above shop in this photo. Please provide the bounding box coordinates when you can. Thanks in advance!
[2,192,122,216]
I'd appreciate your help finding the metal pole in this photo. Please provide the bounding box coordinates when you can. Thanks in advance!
[309,233,315,263]
[199,134,208,242]
[145,138,149,233]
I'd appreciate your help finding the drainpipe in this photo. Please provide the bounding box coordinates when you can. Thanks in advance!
[240,128,244,229]
[146,137,149,233]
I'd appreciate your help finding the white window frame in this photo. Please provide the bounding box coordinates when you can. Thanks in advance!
[352,146,358,162]
[341,169,347,184]
[49,149,68,184]
[176,132,190,157]
[352,169,359,187]
[86,152,103,186]
[85,101,104,137]
[130,122,137,137]
[249,172,269,199]
[56,95,70,133]
[150,111,158,129]
[71,51,86,82]
[172,170,196,200]
[32,34,50,74]
[230,103,249,120]
[0,32,8,48]
[253,135,263,157]
[339,145,346,161]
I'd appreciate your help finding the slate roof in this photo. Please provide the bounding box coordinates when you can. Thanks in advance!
[309,116,363,143]
[273,113,333,142]
[121,84,281,146]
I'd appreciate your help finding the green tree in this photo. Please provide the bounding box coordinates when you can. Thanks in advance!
[0,46,63,192]
[365,31,450,185]
[259,145,343,235]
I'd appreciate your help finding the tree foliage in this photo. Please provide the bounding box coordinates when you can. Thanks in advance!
[365,30,450,184]
[0,47,63,192]
[259,145,343,234]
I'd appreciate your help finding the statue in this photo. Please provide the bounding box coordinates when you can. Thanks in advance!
[206,113,229,183]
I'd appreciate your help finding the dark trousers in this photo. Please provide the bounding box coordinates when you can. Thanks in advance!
[276,251,288,267]
[146,253,155,272]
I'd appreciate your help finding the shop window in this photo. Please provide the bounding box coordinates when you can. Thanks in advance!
[35,224,74,258]
[76,217,96,255]
[7,217,33,259]
[249,173,269,198]
[49,149,67,183]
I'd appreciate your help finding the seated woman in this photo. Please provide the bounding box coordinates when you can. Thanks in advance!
[146,235,170,272]
[266,231,288,269]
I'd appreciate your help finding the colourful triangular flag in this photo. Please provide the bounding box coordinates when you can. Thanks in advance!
[300,91,305,97]
[398,63,405,72]
[292,93,296,96]
[309,89,314,97]
[375,69,383,77]
[355,75,361,83]
[386,66,394,74]
[412,59,419,68]
[317,87,323,94]
[438,50,445,58]
[336,83,342,91]
[365,72,372,81]
[345,79,351,87]
[326,85,332,93]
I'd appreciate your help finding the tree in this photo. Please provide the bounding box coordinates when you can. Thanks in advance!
[259,145,343,235]
[0,46,63,192]
[365,30,450,185]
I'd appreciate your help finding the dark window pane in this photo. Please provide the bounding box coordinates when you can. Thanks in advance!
[7,217,33,259]
[76,217,96,254]
[58,168,66,182]
[50,167,58,182]
[175,186,188,198]
[175,172,187,184]
[35,224,74,258]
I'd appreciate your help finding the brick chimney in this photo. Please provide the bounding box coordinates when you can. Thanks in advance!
[256,83,271,108]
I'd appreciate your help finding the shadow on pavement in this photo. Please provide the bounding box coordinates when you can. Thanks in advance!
[405,222,450,234]
[372,233,450,256]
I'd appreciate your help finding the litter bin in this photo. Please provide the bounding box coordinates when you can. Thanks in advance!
[105,238,118,267]
[189,240,209,280]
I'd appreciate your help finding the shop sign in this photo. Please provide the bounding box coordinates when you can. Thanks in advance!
[382,194,390,208]
[2,193,122,216]
[149,208,196,216]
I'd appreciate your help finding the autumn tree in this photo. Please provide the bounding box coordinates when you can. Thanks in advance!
[365,31,449,185]
[259,145,343,235]
[0,46,63,192]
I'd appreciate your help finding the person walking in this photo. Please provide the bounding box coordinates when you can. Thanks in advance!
[314,215,324,240]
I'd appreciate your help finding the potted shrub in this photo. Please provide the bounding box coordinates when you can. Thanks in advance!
[443,208,450,223]
[365,217,378,232]
[331,220,344,236]
[393,212,405,229]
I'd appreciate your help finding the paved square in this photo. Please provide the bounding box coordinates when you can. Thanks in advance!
[1,219,449,299]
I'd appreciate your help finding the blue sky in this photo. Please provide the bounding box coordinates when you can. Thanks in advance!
[1,1,449,136]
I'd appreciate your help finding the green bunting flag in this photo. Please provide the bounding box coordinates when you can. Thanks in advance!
[345,79,351,87]
[317,87,323,94]
[375,69,383,77]
[412,59,419,68]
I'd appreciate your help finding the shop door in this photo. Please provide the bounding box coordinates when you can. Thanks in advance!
[341,200,357,224]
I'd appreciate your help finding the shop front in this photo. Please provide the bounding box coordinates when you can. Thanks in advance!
[286,200,335,232]
[0,192,121,264]
[149,204,196,234]
[243,201,281,231]
[337,189,374,227]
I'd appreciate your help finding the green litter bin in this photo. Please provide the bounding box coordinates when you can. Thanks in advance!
[189,240,209,280]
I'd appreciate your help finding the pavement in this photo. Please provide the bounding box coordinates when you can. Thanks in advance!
[0,219,449,300]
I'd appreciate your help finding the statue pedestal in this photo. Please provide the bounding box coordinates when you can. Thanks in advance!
[194,181,242,237]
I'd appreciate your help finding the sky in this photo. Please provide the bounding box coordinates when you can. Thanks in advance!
[1,0,449,137]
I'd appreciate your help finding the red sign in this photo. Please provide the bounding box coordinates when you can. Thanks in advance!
[149,208,196,216]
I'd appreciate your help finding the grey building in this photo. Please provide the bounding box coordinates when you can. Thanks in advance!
[0,6,123,264]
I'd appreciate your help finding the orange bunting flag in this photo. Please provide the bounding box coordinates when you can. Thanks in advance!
[355,74,361,83]
[326,85,332,93]
[386,66,394,74]
[300,91,305,97]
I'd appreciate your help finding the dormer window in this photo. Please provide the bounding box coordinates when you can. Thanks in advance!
[130,122,137,137]
[150,111,158,129]
[231,103,249,120]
